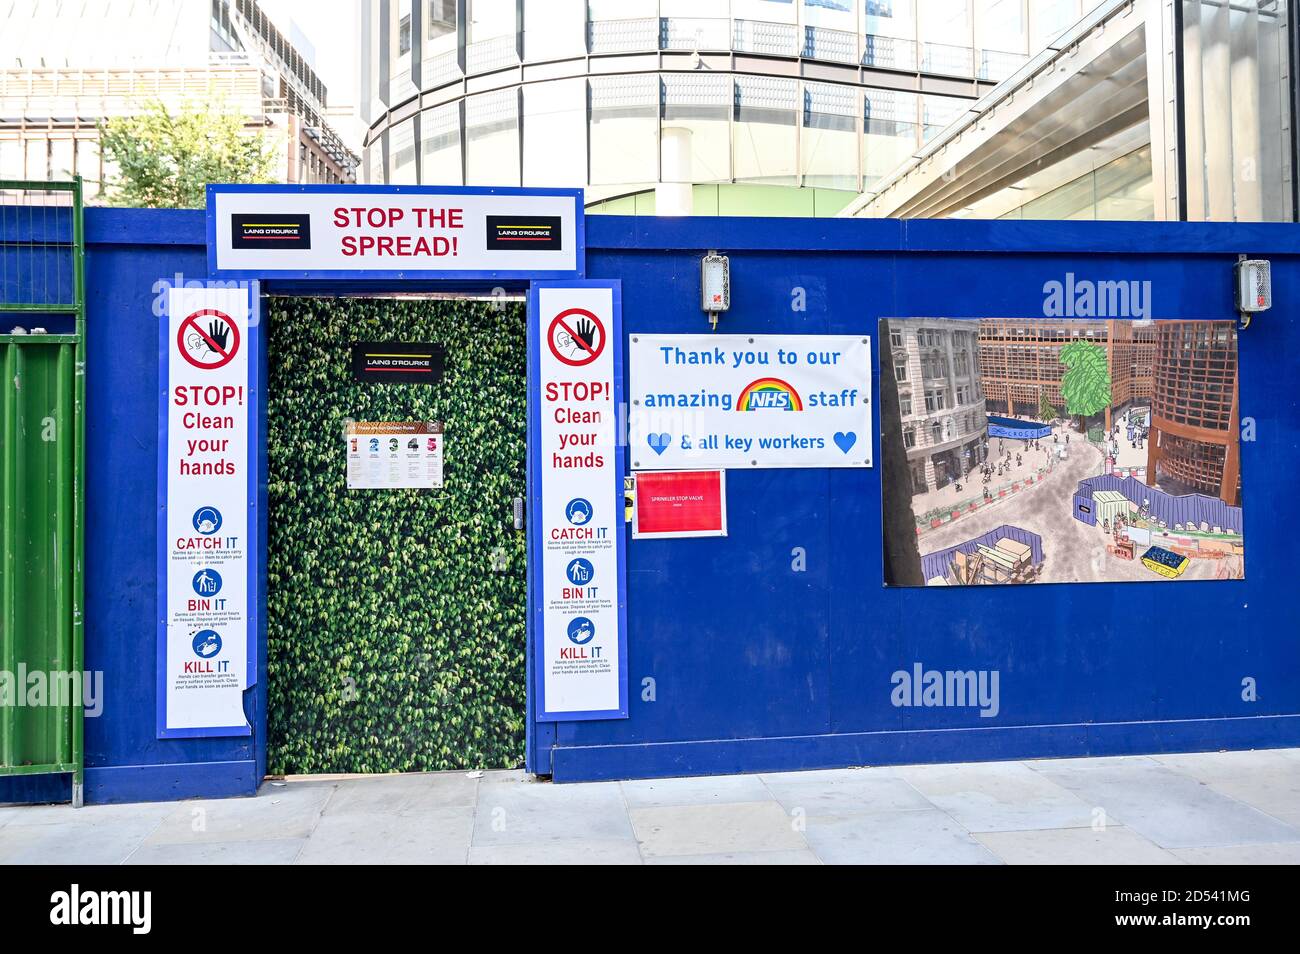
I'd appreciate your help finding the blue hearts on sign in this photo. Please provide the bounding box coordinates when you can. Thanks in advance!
[833,431,857,454]
[647,433,672,455]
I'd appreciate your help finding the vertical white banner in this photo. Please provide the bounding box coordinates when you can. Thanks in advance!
[159,286,253,736]
[534,283,627,720]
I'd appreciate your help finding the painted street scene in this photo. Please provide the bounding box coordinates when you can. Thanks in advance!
[883,318,1244,586]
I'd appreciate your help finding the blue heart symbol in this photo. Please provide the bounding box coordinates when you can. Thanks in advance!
[833,431,857,454]
[647,433,672,455]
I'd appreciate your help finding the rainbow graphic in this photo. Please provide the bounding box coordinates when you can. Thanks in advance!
[736,377,804,411]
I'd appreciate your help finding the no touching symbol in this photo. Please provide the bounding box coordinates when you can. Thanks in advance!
[547,309,605,367]
[178,309,240,370]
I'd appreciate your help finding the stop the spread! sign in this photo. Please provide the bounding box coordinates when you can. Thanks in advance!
[628,334,873,470]
[532,283,627,721]
[209,186,582,279]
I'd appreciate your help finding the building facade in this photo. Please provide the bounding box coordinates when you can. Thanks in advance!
[888,318,988,493]
[845,0,1297,223]
[977,318,1155,429]
[357,1,1112,213]
[1147,320,1240,505]
[0,0,357,200]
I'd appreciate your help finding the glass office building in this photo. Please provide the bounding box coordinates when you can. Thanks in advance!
[359,1,1115,215]
[845,0,1297,222]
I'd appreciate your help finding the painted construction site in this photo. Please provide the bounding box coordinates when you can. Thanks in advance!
[882,317,1244,586]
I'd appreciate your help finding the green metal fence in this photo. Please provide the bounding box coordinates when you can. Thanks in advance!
[0,179,85,805]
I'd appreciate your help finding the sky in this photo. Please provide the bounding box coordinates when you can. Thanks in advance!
[260,0,361,111]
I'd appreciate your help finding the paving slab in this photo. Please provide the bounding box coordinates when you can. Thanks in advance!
[1171,843,1300,865]
[801,808,1002,865]
[1030,757,1300,849]
[976,826,1182,865]
[630,801,808,858]
[0,812,164,864]
[469,839,643,865]
[144,781,334,846]
[621,773,773,809]
[317,771,479,816]
[1152,751,1300,824]
[472,776,633,847]
[646,849,822,865]
[761,768,933,816]
[0,800,173,828]
[296,807,471,864]
[897,760,1096,832]
[126,838,306,865]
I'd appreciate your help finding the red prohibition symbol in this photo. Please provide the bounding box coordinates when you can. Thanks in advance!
[178,308,240,370]
[546,308,605,367]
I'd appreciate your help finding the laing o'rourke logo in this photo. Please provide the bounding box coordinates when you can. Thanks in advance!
[737,377,803,411]
[50,884,151,935]
[486,215,562,251]
[230,213,312,250]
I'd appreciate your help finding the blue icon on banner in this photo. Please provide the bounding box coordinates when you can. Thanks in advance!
[192,630,223,659]
[192,568,223,597]
[192,506,223,535]
[566,558,594,586]
[566,617,595,645]
[565,498,593,526]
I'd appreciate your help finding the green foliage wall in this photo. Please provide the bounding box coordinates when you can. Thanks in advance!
[266,297,527,775]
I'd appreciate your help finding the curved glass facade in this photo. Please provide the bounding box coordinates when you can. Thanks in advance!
[358,1,1081,211]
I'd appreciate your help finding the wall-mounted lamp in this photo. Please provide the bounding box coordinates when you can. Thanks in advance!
[701,251,730,331]
[1235,256,1272,329]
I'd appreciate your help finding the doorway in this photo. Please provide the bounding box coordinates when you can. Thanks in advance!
[265,295,527,775]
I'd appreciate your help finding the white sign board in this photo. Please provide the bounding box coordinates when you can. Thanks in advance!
[159,286,254,737]
[532,283,627,721]
[346,421,444,490]
[209,186,582,279]
[628,334,873,470]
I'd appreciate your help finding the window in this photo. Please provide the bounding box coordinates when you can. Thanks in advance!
[890,328,903,348]
[899,393,912,416]
[399,14,412,55]
[734,76,798,185]
[894,362,908,383]
[589,75,659,186]
[662,74,732,183]
[903,426,917,449]
[925,388,947,413]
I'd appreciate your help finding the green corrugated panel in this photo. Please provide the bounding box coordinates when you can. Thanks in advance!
[0,179,84,802]
[0,337,77,776]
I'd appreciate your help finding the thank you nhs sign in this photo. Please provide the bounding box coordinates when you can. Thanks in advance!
[628,334,873,470]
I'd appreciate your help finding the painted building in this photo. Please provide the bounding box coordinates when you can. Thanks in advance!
[357,1,1117,214]
[1147,320,1240,505]
[0,0,358,200]
[888,318,988,492]
[977,318,1155,428]
[844,0,1298,223]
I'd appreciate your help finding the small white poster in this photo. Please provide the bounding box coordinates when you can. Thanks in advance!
[534,283,626,720]
[628,334,873,470]
[160,286,253,737]
[346,421,444,490]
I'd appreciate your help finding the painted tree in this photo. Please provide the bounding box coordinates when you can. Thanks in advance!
[98,98,277,209]
[1037,388,1058,424]
[1059,340,1112,430]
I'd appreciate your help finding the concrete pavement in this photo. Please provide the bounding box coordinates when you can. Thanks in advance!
[3,748,1298,864]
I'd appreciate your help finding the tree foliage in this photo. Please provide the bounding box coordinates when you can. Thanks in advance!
[1059,340,1112,420]
[1037,388,1058,423]
[98,98,277,209]
[267,297,527,775]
